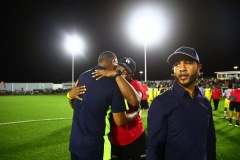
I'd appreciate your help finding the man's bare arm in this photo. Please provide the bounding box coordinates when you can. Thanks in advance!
[115,75,141,107]
[112,111,139,126]
[92,69,140,107]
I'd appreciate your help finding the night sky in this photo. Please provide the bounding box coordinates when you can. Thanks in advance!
[2,0,240,83]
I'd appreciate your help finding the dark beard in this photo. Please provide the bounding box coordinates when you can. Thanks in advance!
[174,71,198,88]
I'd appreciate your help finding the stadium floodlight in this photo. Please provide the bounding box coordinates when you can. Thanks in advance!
[126,4,169,81]
[233,66,238,71]
[64,34,84,87]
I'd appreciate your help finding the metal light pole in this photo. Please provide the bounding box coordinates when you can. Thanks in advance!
[72,51,75,87]
[144,41,147,81]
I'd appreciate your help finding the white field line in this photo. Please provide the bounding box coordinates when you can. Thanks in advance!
[0,118,72,126]
[0,116,232,126]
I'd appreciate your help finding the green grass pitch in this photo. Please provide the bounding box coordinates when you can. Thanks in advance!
[0,95,239,159]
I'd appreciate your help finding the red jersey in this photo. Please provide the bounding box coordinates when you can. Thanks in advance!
[230,89,240,102]
[110,79,144,146]
[211,88,221,100]
[141,84,148,100]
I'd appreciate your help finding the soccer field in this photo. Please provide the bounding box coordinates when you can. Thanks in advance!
[0,95,239,160]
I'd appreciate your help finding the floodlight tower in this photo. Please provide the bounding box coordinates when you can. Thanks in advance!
[127,5,169,81]
[64,34,84,87]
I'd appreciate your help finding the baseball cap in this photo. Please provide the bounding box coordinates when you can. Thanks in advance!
[118,57,136,74]
[167,46,200,65]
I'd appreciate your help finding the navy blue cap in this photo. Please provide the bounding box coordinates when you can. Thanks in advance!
[118,57,136,74]
[167,46,200,65]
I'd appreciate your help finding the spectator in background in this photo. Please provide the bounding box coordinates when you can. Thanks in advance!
[223,84,233,118]
[204,83,212,102]
[211,84,222,110]
[139,81,149,118]
[228,86,240,127]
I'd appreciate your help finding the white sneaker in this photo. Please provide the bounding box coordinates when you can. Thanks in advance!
[235,123,240,127]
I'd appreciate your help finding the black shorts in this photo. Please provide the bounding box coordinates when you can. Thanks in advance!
[229,102,240,112]
[111,132,147,160]
[140,100,149,110]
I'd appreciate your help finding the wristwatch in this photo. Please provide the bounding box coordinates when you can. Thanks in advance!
[114,70,122,79]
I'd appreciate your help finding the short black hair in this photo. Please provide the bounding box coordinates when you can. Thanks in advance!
[98,51,117,63]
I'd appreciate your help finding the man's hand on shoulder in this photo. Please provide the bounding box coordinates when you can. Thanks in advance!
[68,80,86,100]
[92,69,116,80]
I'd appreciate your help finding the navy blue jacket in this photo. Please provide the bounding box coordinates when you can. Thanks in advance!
[69,65,126,159]
[147,81,216,160]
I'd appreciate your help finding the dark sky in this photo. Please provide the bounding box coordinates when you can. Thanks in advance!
[2,0,240,83]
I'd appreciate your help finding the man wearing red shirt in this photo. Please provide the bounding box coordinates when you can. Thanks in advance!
[93,57,147,159]
[111,57,146,159]
[228,87,240,127]
[139,81,149,118]
[211,84,222,110]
